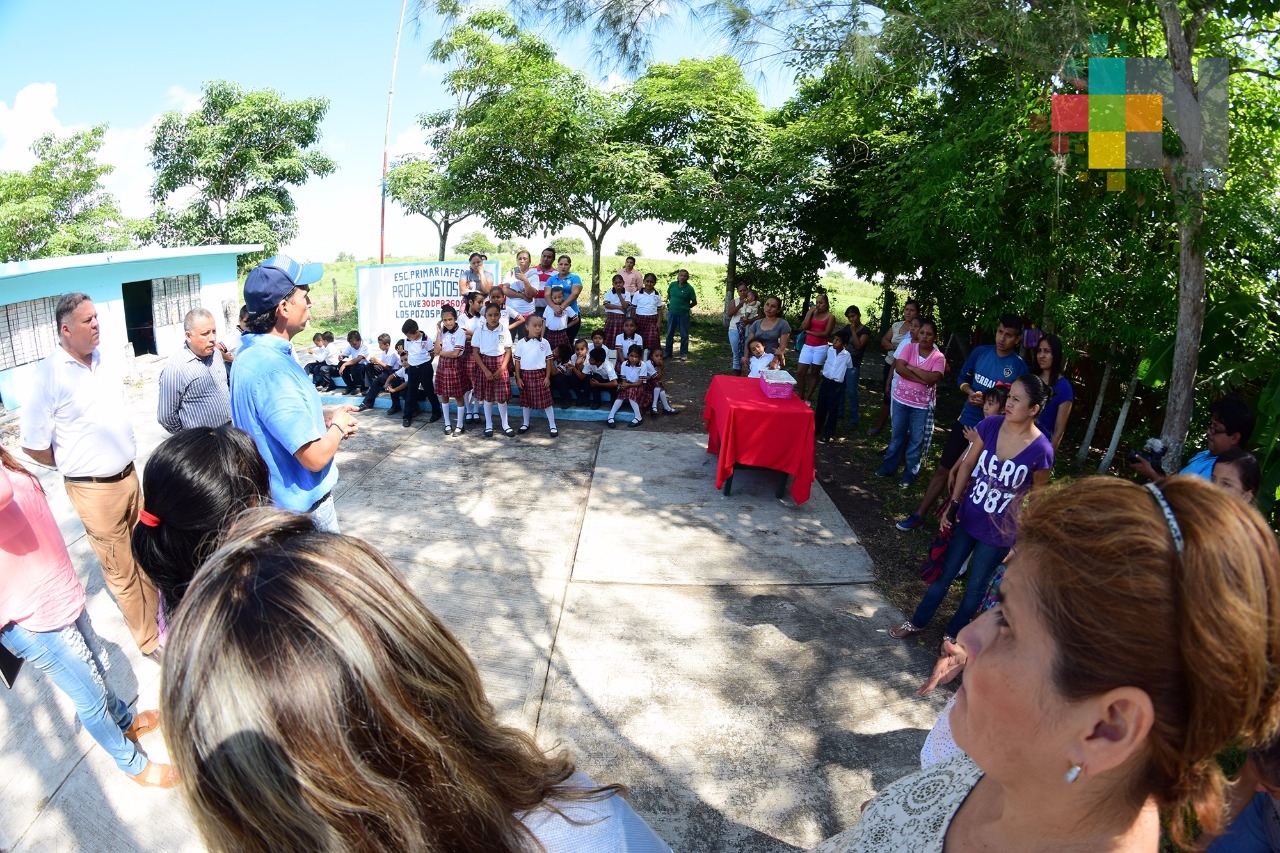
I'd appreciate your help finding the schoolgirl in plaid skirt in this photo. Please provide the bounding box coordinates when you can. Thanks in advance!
[471,304,515,437]
[434,305,470,435]
[513,316,559,437]
[602,275,630,345]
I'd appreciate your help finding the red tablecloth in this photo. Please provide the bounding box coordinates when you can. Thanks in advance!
[702,375,816,504]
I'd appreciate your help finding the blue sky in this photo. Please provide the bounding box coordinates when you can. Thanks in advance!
[0,0,798,263]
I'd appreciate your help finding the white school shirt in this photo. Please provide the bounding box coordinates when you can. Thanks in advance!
[822,347,854,382]
[304,344,328,365]
[543,303,578,331]
[615,333,644,359]
[748,353,776,378]
[603,289,629,315]
[437,326,467,353]
[473,323,513,357]
[630,290,662,316]
[20,346,136,478]
[459,311,485,342]
[503,270,536,314]
[371,347,401,370]
[584,361,617,383]
[341,342,369,361]
[325,344,343,365]
[619,361,655,384]
[514,337,553,369]
[404,331,435,367]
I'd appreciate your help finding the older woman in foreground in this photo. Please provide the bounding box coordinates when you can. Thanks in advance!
[815,476,1280,852]
[162,509,671,853]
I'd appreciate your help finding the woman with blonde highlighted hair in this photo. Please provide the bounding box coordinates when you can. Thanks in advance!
[815,475,1280,852]
[162,508,671,853]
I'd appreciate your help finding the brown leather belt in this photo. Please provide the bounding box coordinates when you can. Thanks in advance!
[65,462,134,484]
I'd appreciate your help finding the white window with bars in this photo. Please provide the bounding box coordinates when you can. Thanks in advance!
[0,296,60,371]
[151,274,201,327]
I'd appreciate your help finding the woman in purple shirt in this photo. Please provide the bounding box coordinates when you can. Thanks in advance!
[891,374,1055,644]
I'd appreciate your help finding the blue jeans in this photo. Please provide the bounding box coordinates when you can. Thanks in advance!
[1,610,147,775]
[311,494,341,533]
[665,313,691,357]
[839,364,862,425]
[878,400,929,485]
[728,327,742,370]
[911,523,1010,638]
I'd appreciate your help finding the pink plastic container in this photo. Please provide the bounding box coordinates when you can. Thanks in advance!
[760,371,796,399]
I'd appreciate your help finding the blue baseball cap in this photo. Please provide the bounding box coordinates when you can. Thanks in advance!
[244,255,324,313]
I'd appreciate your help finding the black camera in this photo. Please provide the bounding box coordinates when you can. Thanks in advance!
[1125,438,1168,475]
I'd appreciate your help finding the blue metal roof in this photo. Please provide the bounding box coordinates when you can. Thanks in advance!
[0,244,264,280]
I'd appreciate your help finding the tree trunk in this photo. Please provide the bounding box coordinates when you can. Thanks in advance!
[1099,365,1141,473]
[588,231,604,313]
[437,223,449,262]
[1155,0,1209,474]
[725,231,739,298]
[1076,358,1113,465]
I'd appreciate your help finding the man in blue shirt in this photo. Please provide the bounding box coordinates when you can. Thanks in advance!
[897,313,1027,530]
[230,255,359,533]
[1129,396,1254,482]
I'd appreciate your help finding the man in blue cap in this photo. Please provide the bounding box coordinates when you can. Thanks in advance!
[230,255,358,533]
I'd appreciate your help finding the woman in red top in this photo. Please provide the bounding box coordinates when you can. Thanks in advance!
[0,446,176,787]
[795,292,837,404]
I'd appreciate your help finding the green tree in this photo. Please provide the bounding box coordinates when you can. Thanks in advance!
[615,239,642,257]
[497,239,527,255]
[387,155,476,261]
[0,126,136,262]
[452,230,497,255]
[428,10,664,308]
[550,234,586,255]
[148,80,335,272]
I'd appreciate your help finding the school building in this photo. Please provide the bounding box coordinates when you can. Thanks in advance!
[0,244,260,411]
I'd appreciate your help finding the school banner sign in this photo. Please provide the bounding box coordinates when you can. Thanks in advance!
[355,260,502,342]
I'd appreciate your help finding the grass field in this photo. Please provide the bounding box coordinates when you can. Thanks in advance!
[292,251,893,345]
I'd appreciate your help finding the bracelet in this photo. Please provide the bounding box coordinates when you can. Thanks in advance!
[329,422,344,435]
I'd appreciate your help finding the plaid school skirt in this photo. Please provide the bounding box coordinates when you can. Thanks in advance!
[619,382,649,405]
[474,354,511,402]
[463,344,480,394]
[434,353,468,399]
[645,376,661,408]
[546,328,570,351]
[635,314,660,353]
[518,369,552,409]
[603,312,627,345]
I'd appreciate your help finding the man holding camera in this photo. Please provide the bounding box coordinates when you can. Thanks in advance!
[1129,396,1254,481]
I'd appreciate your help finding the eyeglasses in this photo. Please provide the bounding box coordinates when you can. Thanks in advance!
[1206,424,1228,436]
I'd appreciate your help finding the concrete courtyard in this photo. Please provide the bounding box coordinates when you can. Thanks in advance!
[0,361,948,852]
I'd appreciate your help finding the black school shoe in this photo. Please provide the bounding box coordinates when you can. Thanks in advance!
[386,405,402,416]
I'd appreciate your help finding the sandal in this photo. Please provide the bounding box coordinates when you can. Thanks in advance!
[664,407,679,414]
[124,709,161,743]
[628,417,643,428]
[130,760,180,789]
[888,621,923,640]
[517,424,530,435]
[503,427,516,438]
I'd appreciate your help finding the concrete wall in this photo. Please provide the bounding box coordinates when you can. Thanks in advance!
[0,252,244,411]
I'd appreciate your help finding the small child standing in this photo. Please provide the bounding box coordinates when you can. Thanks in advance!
[614,317,645,368]
[459,291,486,423]
[746,339,779,378]
[433,305,470,435]
[646,349,679,415]
[631,273,663,354]
[543,285,577,351]
[470,302,516,437]
[513,315,558,437]
[610,344,653,428]
[814,334,854,442]
[603,274,631,345]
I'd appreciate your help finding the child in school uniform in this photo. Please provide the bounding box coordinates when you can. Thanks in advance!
[356,333,402,412]
[814,334,854,443]
[459,291,486,423]
[381,341,410,416]
[609,344,653,429]
[433,305,470,435]
[337,330,371,395]
[646,349,679,415]
[486,287,526,339]
[578,346,618,410]
[302,332,330,389]
[614,317,645,368]
[603,274,631,345]
[513,315,558,437]
[746,339,780,378]
[470,302,516,437]
[551,342,588,408]
[631,273,663,354]
[543,285,578,351]
[321,330,341,389]
[589,330,612,368]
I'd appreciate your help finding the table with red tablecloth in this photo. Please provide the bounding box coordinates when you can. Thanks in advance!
[702,375,816,504]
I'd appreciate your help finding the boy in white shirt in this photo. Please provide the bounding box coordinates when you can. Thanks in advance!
[576,346,618,410]
[814,335,854,442]
[337,330,370,395]
[357,333,402,412]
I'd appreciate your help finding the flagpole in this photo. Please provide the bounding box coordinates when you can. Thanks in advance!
[380,0,409,264]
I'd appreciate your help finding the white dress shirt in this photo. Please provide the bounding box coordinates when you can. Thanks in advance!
[472,323,513,357]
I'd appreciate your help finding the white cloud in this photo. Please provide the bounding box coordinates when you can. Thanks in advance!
[0,82,68,170]
[389,122,429,159]
[164,85,201,112]
[99,120,159,217]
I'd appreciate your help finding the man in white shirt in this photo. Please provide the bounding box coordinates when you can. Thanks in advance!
[20,293,161,657]
[156,307,232,433]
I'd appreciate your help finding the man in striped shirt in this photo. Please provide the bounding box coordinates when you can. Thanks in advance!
[156,308,232,433]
